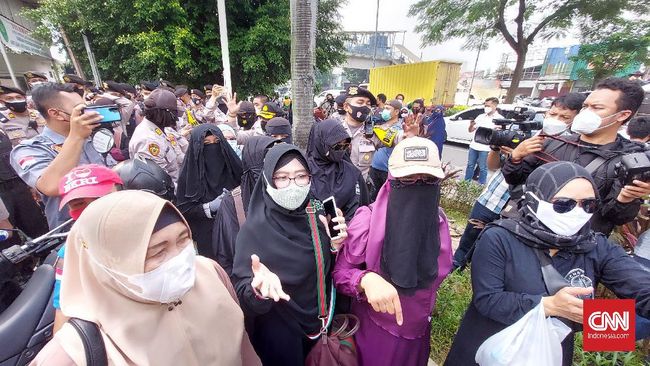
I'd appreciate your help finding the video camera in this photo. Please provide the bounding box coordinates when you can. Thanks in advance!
[474,107,543,149]
[617,151,650,185]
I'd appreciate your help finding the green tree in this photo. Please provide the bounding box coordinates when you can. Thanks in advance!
[24,0,346,96]
[408,0,649,103]
[572,21,650,88]
[343,68,368,84]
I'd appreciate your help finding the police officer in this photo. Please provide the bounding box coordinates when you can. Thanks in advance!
[10,83,116,229]
[339,85,417,181]
[135,81,159,124]
[0,85,44,146]
[62,74,92,98]
[24,71,48,89]
[129,88,185,185]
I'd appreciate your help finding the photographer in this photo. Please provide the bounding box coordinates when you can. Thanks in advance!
[502,78,649,235]
[465,97,503,185]
[452,93,585,270]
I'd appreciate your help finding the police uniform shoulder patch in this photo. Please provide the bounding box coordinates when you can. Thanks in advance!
[148,143,160,156]
[154,128,163,136]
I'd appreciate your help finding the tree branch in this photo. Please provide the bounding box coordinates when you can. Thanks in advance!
[495,0,518,50]
[525,2,578,44]
[516,0,525,45]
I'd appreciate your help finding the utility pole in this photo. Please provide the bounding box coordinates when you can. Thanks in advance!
[467,31,485,105]
[217,0,232,92]
[0,44,18,87]
[60,27,85,78]
[82,33,101,87]
[372,0,379,68]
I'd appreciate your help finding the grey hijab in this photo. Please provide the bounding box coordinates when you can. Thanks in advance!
[492,161,599,253]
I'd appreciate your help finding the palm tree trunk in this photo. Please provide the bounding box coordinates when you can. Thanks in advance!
[290,0,317,149]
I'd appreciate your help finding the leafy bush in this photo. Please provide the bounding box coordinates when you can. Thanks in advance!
[573,332,648,366]
[440,179,484,214]
[444,105,470,116]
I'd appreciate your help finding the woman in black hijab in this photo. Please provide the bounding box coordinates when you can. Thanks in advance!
[445,161,650,366]
[211,136,279,275]
[176,124,242,259]
[306,118,368,221]
[231,144,347,366]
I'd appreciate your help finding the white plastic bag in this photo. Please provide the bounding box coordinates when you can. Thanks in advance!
[475,302,571,366]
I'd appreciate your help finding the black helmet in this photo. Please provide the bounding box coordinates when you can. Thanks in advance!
[114,157,175,202]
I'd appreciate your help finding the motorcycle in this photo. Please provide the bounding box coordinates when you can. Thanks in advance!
[0,220,71,366]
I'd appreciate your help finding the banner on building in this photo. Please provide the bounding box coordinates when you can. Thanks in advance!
[0,16,50,59]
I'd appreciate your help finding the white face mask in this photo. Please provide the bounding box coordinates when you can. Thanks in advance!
[90,243,196,304]
[542,117,569,136]
[570,109,620,135]
[484,106,493,115]
[265,176,311,211]
[528,193,593,236]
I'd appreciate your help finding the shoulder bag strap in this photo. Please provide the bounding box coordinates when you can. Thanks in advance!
[583,156,607,176]
[68,317,108,366]
[305,200,335,340]
[533,249,569,295]
[230,186,246,226]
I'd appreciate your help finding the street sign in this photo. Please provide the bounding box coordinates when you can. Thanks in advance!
[0,16,50,59]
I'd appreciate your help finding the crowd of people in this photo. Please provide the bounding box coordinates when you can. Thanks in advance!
[0,70,648,365]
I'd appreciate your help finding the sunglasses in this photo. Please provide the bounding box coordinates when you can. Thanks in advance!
[332,141,351,151]
[550,197,598,214]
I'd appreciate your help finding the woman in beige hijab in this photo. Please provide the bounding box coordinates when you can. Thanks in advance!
[31,190,260,366]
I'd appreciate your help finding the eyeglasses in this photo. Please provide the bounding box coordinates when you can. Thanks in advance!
[332,141,351,151]
[550,198,598,214]
[272,173,311,188]
[392,176,440,186]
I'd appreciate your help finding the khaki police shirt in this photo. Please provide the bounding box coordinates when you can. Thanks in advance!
[10,127,116,229]
[129,118,185,184]
[0,109,45,147]
[340,120,378,180]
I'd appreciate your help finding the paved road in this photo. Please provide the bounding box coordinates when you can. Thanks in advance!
[441,141,496,182]
[441,142,470,172]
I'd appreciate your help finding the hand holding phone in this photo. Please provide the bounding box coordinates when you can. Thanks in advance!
[84,104,121,124]
[321,197,349,252]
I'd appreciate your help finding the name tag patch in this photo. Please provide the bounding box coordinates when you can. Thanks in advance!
[404,146,428,161]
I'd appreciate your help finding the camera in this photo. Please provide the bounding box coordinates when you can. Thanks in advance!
[616,151,650,185]
[474,107,543,148]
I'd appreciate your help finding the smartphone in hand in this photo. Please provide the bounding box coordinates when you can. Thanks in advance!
[84,104,121,123]
[322,196,341,239]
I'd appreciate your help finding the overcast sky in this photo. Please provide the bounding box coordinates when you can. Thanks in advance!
[339,0,580,72]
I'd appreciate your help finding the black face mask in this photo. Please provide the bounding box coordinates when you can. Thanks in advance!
[412,107,421,114]
[5,101,27,113]
[328,148,347,162]
[337,108,346,115]
[75,88,84,97]
[192,98,202,105]
[348,105,371,123]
